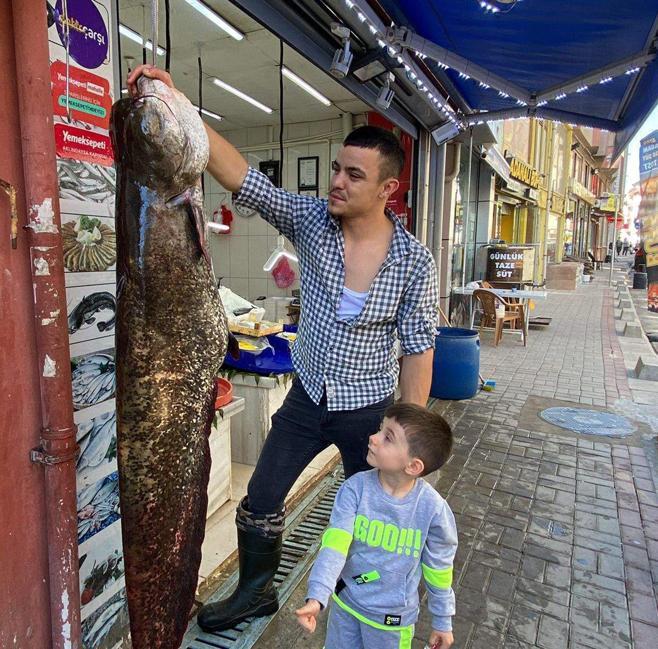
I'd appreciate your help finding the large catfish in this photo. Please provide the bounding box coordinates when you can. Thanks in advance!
[111,77,229,649]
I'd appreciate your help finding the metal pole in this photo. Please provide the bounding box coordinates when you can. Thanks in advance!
[461,130,473,287]
[609,151,627,286]
[543,122,555,282]
[12,1,81,647]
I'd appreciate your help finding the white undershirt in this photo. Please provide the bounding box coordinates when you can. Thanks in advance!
[336,286,368,322]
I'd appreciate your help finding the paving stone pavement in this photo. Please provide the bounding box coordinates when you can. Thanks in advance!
[253,274,658,649]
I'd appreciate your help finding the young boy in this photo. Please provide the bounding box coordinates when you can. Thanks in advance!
[295,403,457,649]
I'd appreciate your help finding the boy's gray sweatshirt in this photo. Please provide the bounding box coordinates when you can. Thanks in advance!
[306,469,457,631]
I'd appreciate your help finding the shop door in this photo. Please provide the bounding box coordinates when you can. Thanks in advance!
[0,3,52,647]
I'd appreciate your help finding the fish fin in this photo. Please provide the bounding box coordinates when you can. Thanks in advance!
[167,187,211,266]
[228,333,240,360]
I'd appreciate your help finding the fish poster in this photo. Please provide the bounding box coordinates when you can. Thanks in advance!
[48,0,126,638]
[79,522,125,619]
[80,588,131,649]
[77,471,120,545]
[67,283,116,345]
[639,130,658,312]
[76,404,117,488]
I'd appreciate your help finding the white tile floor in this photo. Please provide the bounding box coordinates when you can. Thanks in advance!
[198,446,339,583]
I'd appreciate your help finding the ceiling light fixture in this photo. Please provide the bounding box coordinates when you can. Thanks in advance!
[282,67,331,106]
[183,0,244,41]
[330,23,353,79]
[376,72,395,111]
[192,104,223,121]
[211,78,273,113]
[119,24,165,56]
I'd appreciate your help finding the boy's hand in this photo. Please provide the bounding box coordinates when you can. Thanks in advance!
[428,629,454,648]
[295,599,321,633]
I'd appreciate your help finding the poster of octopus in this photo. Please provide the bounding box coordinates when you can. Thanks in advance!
[77,471,120,545]
[79,522,125,618]
[80,589,131,649]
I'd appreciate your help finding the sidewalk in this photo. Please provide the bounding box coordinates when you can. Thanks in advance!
[252,269,658,649]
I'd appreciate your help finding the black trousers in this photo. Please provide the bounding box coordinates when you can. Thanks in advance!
[246,377,393,516]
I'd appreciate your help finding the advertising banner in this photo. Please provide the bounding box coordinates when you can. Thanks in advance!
[639,131,658,312]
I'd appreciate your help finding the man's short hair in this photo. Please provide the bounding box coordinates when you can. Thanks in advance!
[384,402,453,476]
[343,125,405,181]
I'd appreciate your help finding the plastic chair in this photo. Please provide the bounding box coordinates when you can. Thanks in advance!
[473,289,526,346]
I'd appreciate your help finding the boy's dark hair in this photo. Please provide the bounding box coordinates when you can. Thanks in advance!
[384,402,453,476]
[343,125,405,181]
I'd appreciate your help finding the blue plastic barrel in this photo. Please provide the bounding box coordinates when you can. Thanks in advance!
[430,327,480,400]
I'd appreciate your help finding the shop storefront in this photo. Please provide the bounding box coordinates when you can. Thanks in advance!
[2,1,454,647]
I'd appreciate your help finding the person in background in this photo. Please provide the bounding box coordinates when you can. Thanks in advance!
[296,403,457,649]
[127,65,440,632]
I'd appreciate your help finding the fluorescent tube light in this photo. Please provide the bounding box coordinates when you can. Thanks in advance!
[184,0,244,41]
[212,78,273,114]
[282,67,331,106]
[192,104,223,122]
[119,24,166,56]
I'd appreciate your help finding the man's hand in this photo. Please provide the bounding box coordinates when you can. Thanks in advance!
[295,599,321,633]
[127,64,175,97]
[428,629,454,648]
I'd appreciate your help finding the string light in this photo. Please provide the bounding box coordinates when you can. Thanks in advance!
[459,72,470,79]
[479,82,490,88]
[576,85,588,93]
[498,91,509,98]
[479,1,500,13]
[344,0,354,8]
[537,100,548,107]
[555,92,567,100]
[599,76,613,84]
[625,67,640,75]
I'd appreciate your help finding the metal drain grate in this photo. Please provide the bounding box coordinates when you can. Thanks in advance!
[184,469,343,649]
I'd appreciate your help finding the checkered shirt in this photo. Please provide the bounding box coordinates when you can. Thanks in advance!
[234,167,438,411]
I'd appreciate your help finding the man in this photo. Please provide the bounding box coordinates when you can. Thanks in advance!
[127,65,439,632]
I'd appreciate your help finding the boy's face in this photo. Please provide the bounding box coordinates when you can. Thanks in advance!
[367,416,415,474]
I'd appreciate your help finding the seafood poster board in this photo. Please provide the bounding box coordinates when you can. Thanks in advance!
[48,2,129,647]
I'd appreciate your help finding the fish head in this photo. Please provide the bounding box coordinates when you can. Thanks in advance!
[111,77,209,192]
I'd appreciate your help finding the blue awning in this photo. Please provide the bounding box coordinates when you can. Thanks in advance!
[378,0,658,159]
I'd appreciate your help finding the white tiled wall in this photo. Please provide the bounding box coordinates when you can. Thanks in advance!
[204,116,365,302]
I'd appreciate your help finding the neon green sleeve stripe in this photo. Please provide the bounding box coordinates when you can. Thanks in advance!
[421,564,453,589]
[321,528,352,556]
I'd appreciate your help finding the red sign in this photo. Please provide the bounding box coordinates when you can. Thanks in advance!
[54,123,113,166]
[51,60,112,129]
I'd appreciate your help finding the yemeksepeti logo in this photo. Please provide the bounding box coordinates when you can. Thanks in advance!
[54,0,108,70]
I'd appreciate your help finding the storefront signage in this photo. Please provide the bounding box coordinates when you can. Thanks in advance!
[571,179,596,205]
[640,132,658,177]
[51,60,112,129]
[486,247,533,282]
[596,194,617,212]
[54,0,109,70]
[639,130,658,312]
[551,193,565,214]
[54,123,113,166]
[507,157,540,189]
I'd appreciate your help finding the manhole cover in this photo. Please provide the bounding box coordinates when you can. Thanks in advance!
[539,407,636,437]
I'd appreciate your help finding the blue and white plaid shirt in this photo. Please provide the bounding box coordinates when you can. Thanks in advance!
[235,167,439,411]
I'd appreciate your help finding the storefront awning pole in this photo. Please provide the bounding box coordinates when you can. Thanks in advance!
[461,129,473,288]
[12,1,81,647]
[609,152,627,286]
